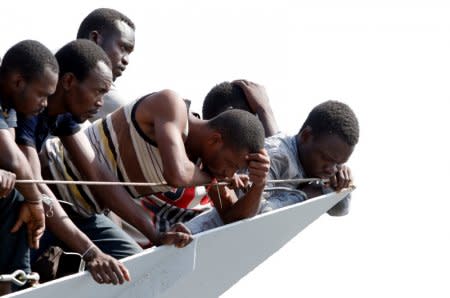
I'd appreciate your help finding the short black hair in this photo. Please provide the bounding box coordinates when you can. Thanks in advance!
[77,8,135,39]
[301,100,359,146]
[208,109,264,153]
[202,81,251,120]
[55,39,111,81]
[0,40,58,81]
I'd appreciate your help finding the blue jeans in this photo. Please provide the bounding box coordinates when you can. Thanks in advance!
[31,212,142,262]
[0,189,30,286]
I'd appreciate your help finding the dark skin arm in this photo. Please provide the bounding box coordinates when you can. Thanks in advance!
[210,149,270,224]
[0,129,44,249]
[0,127,18,197]
[20,144,130,285]
[232,80,279,137]
[61,130,191,248]
[137,90,212,187]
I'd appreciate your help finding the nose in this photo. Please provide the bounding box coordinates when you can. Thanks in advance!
[96,97,104,108]
[121,54,129,66]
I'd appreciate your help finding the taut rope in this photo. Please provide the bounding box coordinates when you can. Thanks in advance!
[15,178,327,188]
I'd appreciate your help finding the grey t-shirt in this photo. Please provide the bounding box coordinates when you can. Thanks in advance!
[264,132,351,216]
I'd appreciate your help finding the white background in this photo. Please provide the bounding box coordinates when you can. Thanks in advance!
[2,1,450,297]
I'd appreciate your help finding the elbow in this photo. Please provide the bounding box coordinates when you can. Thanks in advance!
[8,159,22,174]
[222,205,260,224]
[5,155,26,176]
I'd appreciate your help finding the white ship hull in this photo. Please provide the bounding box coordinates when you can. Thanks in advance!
[6,189,352,298]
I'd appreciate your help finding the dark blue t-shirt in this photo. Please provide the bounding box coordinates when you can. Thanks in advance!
[16,109,81,151]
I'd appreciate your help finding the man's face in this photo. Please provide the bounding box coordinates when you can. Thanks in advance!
[15,66,58,116]
[201,135,249,179]
[298,129,354,179]
[99,20,135,81]
[66,61,112,122]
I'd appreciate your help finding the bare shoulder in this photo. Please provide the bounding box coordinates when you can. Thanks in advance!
[136,89,188,133]
[140,89,187,116]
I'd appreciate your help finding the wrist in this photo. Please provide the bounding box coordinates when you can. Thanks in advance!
[26,194,54,217]
[140,217,160,246]
[82,244,98,262]
[25,193,51,204]
[252,177,268,188]
[25,197,43,205]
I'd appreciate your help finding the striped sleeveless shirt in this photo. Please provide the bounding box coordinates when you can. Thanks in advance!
[42,96,189,217]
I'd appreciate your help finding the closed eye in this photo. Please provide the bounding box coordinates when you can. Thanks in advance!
[120,41,134,54]
[321,151,337,163]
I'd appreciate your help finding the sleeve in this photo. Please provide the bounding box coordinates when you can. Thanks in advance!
[320,185,352,216]
[323,184,352,216]
[327,195,351,216]
[52,114,81,137]
[15,114,38,147]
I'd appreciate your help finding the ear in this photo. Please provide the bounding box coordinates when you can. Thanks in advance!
[61,73,76,91]
[207,132,223,147]
[299,126,313,144]
[11,72,26,90]
[88,31,103,45]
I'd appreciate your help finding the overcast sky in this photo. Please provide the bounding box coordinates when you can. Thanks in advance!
[2,1,450,297]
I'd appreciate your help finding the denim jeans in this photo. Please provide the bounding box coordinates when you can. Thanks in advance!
[31,212,142,262]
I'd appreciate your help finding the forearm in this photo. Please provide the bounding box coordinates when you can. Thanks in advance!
[255,105,279,137]
[162,153,211,187]
[218,149,270,223]
[61,134,160,243]
[83,169,160,244]
[45,201,93,254]
[220,185,264,224]
[102,190,159,244]
[232,80,279,137]
[0,144,41,202]
[72,159,159,243]
[7,165,41,202]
